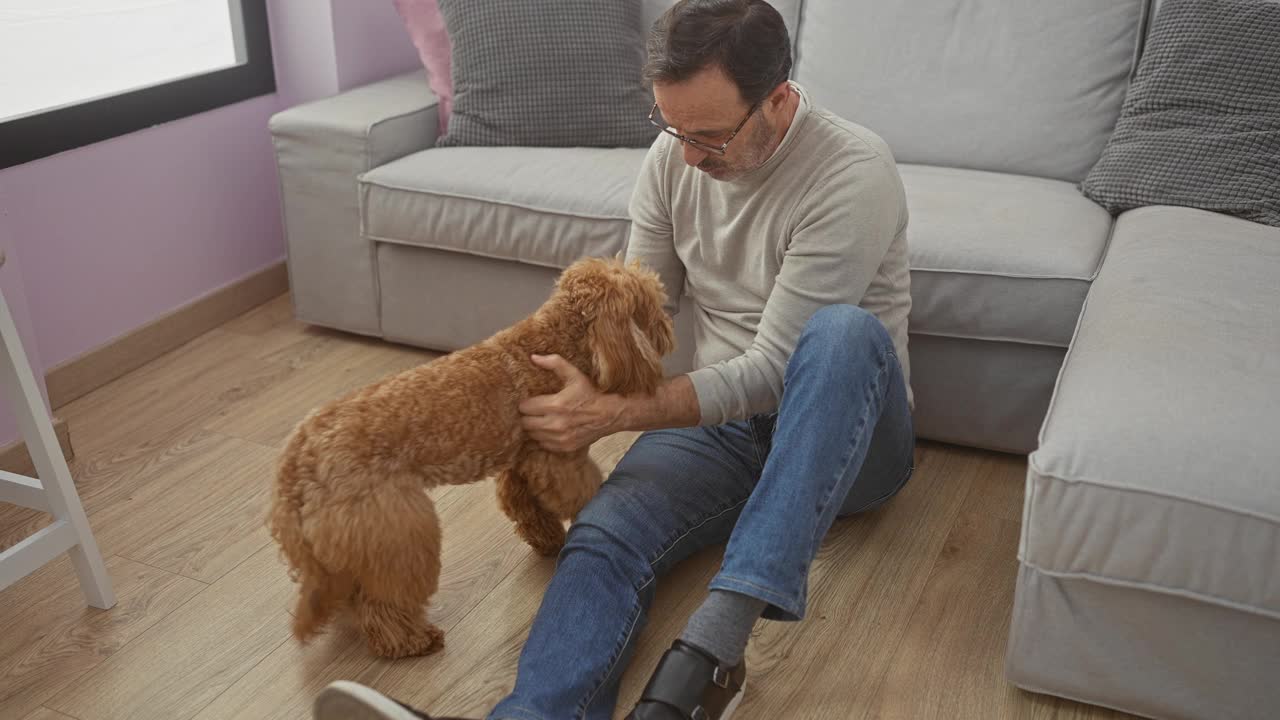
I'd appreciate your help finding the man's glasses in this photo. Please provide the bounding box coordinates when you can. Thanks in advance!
[648,101,760,156]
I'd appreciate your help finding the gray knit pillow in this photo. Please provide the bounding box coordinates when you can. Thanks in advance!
[1080,0,1280,227]
[435,0,659,148]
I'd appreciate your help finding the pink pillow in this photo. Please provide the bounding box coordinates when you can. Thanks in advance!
[392,0,453,132]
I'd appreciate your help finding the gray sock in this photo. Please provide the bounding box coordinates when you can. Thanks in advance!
[679,589,767,666]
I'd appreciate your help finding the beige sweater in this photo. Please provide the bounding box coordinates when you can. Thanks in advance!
[624,84,912,426]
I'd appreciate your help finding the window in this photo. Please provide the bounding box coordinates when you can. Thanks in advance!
[0,0,274,169]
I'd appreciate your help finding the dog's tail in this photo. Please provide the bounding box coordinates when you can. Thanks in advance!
[269,427,353,644]
[271,497,354,643]
[292,565,354,643]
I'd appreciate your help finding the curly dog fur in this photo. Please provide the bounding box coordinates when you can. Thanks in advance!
[268,257,675,659]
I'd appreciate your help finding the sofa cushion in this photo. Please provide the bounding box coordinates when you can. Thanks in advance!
[360,146,646,269]
[793,0,1147,182]
[434,0,657,148]
[392,0,452,132]
[364,156,1110,348]
[1080,0,1280,228]
[900,165,1112,347]
[1024,206,1280,620]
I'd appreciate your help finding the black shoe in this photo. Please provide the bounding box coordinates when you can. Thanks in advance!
[627,640,746,720]
[313,681,476,720]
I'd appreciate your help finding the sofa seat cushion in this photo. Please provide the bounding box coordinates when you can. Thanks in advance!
[363,155,1110,350]
[1025,206,1280,620]
[360,146,647,268]
[900,164,1113,347]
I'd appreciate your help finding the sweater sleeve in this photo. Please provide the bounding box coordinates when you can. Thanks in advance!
[687,156,905,425]
[623,137,685,317]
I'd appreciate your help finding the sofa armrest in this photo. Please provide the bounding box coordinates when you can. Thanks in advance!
[269,71,439,336]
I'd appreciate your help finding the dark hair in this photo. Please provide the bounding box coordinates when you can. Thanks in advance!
[644,0,792,105]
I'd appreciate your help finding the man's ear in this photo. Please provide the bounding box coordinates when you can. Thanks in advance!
[767,79,791,110]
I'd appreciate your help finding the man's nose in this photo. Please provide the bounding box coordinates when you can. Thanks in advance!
[681,141,709,167]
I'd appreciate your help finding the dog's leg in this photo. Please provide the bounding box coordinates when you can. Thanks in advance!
[497,468,567,556]
[353,591,444,659]
[325,481,445,659]
[291,569,354,643]
[520,449,604,522]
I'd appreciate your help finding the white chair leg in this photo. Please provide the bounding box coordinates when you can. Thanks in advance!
[0,282,114,608]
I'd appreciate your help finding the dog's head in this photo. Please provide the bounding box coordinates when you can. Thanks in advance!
[553,257,676,395]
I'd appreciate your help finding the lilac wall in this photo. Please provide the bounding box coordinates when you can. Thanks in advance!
[331,0,421,92]
[268,0,341,106]
[2,95,285,371]
[0,1,422,448]
[269,0,419,106]
[0,215,52,445]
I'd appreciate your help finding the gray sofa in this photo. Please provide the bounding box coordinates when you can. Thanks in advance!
[269,1,1280,718]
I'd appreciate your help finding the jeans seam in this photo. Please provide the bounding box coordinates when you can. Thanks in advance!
[809,350,891,555]
[498,705,553,720]
[578,599,644,718]
[643,499,750,580]
[843,349,911,516]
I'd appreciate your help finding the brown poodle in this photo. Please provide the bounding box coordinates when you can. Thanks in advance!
[268,257,675,659]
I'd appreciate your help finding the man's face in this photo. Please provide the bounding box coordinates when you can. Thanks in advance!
[652,65,781,182]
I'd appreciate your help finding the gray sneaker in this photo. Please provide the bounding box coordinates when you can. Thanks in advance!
[313,681,476,720]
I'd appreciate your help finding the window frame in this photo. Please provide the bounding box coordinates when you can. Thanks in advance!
[0,0,275,170]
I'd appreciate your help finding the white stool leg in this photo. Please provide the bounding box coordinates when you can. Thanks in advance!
[0,286,114,608]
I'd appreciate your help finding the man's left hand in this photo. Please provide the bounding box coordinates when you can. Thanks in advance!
[519,354,623,453]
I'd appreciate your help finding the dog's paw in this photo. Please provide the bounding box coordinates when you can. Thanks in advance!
[512,516,566,557]
[412,624,446,656]
[370,622,445,659]
[528,536,565,557]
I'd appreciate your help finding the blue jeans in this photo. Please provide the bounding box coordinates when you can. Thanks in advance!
[489,305,915,720]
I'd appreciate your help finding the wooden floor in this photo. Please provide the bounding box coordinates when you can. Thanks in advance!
[0,294,1135,720]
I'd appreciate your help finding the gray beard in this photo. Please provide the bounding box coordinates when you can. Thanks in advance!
[699,115,778,181]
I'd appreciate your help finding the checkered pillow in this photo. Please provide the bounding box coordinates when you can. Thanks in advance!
[1080,0,1280,227]
[434,0,659,148]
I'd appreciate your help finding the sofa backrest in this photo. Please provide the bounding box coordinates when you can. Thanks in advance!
[792,0,1149,182]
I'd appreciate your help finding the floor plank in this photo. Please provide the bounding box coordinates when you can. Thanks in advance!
[868,450,1134,720]
[866,449,1026,719]
[0,502,52,554]
[189,623,383,720]
[58,328,291,458]
[205,333,433,448]
[0,555,205,720]
[219,293,296,337]
[46,544,296,720]
[87,430,280,583]
[21,707,79,720]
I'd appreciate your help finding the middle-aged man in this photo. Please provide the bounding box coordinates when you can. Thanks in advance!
[313,1,913,718]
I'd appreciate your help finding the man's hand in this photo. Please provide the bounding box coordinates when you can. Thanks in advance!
[519,354,624,453]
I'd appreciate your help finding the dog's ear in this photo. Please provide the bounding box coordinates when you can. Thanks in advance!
[586,275,666,396]
[628,260,676,361]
